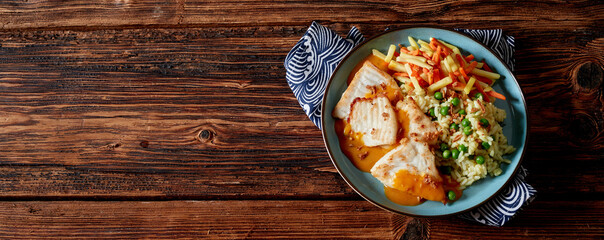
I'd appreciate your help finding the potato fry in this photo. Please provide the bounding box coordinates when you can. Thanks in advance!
[464,76,476,94]
[440,61,450,76]
[408,36,420,50]
[446,55,458,72]
[410,76,424,94]
[399,57,433,70]
[398,53,427,62]
[385,44,396,63]
[471,68,501,79]
[419,46,434,56]
[388,60,406,72]
[394,75,411,83]
[427,76,453,93]
[437,39,459,53]
[372,49,386,60]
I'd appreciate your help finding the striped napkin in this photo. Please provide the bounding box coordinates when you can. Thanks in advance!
[284,22,536,226]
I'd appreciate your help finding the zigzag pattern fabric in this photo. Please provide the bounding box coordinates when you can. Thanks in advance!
[284,22,536,226]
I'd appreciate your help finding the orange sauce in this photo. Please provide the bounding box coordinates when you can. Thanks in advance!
[392,170,446,203]
[384,186,425,206]
[334,119,393,172]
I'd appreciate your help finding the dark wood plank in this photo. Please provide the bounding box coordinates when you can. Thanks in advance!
[0,200,600,239]
[0,24,602,198]
[0,200,403,239]
[430,200,604,239]
[0,0,602,30]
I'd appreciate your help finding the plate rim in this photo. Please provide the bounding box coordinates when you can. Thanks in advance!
[320,26,529,217]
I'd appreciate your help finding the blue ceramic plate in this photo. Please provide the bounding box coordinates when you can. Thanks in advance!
[321,27,527,216]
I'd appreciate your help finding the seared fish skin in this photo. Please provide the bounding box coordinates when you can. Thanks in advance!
[371,138,445,202]
[396,97,439,144]
[349,96,398,147]
[332,61,400,119]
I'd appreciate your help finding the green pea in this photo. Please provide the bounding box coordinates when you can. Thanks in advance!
[474,92,483,100]
[450,123,459,131]
[440,166,452,175]
[434,91,443,100]
[443,150,451,159]
[482,142,490,150]
[440,106,449,116]
[458,144,468,152]
[461,118,471,127]
[458,109,467,115]
[476,156,485,164]
[451,149,460,159]
[448,190,456,201]
[428,108,435,117]
[463,126,472,135]
[480,118,490,127]
[451,97,461,107]
[440,143,449,151]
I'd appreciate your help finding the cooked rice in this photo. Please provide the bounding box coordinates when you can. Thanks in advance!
[403,88,515,188]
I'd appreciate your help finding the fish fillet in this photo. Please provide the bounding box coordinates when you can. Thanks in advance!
[396,97,439,144]
[371,138,445,202]
[349,96,398,147]
[333,61,400,119]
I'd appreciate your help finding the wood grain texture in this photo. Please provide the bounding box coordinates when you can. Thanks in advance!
[0,25,602,198]
[0,200,601,239]
[0,0,602,30]
[0,200,402,239]
[0,0,602,238]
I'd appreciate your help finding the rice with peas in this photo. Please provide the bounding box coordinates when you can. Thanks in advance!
[405,88,515,188]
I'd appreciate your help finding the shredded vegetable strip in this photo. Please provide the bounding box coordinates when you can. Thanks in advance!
[376,36,507,103]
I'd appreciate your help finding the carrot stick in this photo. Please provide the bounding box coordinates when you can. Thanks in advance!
[393,72,409,77]
[473,80,490,102]
[475,75,493,85]
[418,79,429,88]
[429,40,438,50]
[449,72,457,83]
[410,50,420,56]
[465,54,474,62]
[428,72,434,85]
[437,41,452,56]
[464,61,478,73]
[482,61,493,72]
[432,46,441,64]
[412,65,421,74]
[459,67,469,80]
[487,90,506,100]
[433,69,441,83]
[422,52,431,59]
[455,54,466,67]
[451,81,466,91]
[400,47,409,54]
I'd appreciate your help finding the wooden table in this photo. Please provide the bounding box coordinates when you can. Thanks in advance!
[0,1,602,239]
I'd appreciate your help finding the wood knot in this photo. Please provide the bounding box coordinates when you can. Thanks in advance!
[399,218,429,240]
[575,62,603,90]
[568,113,599,143]
[197,129,214,143]
[106,143,121,150]
[140,141,149,148]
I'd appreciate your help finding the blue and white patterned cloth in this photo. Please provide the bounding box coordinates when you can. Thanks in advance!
[284,22,537,226]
